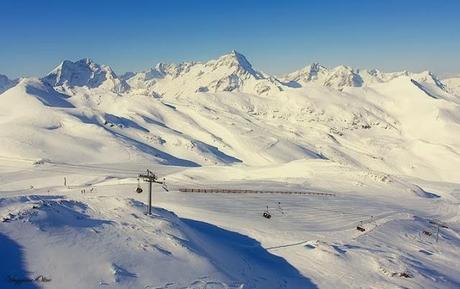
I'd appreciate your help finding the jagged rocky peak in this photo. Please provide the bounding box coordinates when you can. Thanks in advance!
[123,50,281,95]
[283,63,446,89]
[42,58,129,93]
[200,51,286,93]
[126,50,265,85]
[214,50,252,69]
[304,63,328,80]
[0,74,11,85]
[154,62,196,78]
[283,63,363,88]
[284,62,329,83]
[0,74,19,94]
[323,65,363,88]
[127,62,196,83]
[134,64,168,81]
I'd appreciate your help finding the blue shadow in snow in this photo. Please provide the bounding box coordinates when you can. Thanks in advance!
[26,82,74,108]
[104,113,150,133]
[140,115,183,134]
[282,80,302,88]
[67,112,200,167]
[106,129,200,167]
[410,79,438,99]
[0,233,40,289]
[181,218,318,289]
[191,140,242,164]
[30,199,113,230]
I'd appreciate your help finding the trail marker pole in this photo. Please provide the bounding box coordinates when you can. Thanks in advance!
[147,175,152,215]
[429,220,448,243]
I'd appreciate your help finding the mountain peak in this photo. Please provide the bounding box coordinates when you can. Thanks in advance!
[282,62,329,84]
[323,65,363,88]
[229,50,247,61]
[210,50,262,79]
[216,51,252,68]
[0,74,19,94]
[59,58,99,71]
[0,74,11,85]
[42,58,129,93]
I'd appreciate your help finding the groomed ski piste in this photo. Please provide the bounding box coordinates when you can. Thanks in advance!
[1,52,460,289]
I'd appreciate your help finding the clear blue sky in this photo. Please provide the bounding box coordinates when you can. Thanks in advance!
[1,0,459,78]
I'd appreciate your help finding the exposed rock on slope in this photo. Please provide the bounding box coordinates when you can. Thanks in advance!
[0,74,18,94]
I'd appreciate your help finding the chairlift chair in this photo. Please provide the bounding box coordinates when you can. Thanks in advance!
[161,178,169,192]
[263,206,271,219]
[136,178,143,194]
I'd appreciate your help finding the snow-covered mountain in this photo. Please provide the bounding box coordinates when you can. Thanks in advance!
[42,58,130,93]
[1,52,460,182]
[282,64,366,89]
[282,63,448,93]
[444,75,460,96]
[0,74,18,94]
[126,50,284,96]
[34,53,451,97]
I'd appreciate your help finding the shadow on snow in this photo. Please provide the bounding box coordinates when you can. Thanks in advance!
[182,218,318,289]
[0,233,40,289]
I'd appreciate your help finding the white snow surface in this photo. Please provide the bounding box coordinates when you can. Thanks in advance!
[443,75,460,96]
[1,52,460,289]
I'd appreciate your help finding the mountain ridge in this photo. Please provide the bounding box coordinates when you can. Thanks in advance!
[1,55,460,182]
[3,51,453,97]
[0,74,19,94]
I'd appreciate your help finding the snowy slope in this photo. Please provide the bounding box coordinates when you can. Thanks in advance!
[0,157,459,289]
[0,78,197,166]
[0,190,313,289]
[444,75,460,96]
